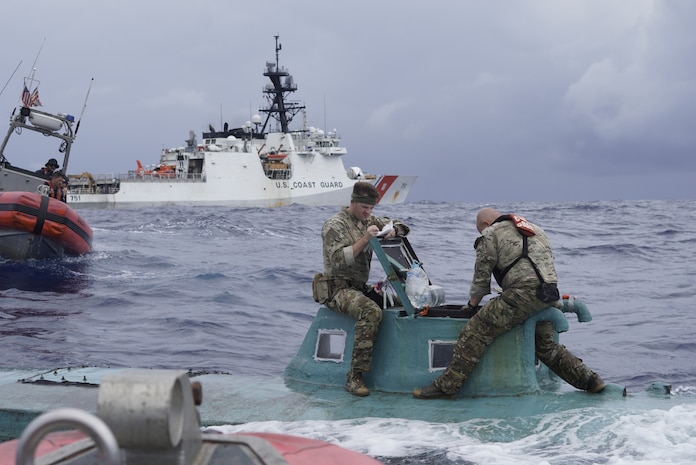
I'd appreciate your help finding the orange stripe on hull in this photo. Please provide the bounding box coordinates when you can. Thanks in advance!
[373,175,398,204]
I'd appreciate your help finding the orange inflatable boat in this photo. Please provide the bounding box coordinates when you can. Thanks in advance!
[0,191,93,259]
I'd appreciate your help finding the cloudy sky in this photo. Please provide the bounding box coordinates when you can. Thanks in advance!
[1,0,694,203]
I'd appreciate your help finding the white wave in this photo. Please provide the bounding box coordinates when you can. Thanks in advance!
[212,403,696,465]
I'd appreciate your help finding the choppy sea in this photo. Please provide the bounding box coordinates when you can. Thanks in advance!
[1,200,696,464]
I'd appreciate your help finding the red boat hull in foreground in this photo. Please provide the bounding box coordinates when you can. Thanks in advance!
[0,369,382,465]
[0,429,382,465]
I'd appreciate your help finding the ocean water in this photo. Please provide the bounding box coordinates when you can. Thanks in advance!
[1,200,696,464]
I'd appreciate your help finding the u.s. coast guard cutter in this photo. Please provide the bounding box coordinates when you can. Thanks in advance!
[66,37,416,208]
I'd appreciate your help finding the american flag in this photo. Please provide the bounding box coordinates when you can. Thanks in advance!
[21,86,31,107]
[29,88,42,107]
[20,86,42,107]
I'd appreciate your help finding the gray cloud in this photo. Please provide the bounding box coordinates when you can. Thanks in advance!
[1,0,694,203]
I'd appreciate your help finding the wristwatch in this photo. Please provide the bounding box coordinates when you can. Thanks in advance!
[466,301,481,312]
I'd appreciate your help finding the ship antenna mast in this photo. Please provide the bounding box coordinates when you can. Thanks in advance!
[275,35,281,69]
[259,36,305,134]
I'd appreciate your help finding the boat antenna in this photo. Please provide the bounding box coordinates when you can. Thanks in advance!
[0,60,22,97]
[75,77,94,136]
[26,38,47,84]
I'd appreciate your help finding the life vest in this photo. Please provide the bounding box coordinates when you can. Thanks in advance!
[486,214,559,301]
[493,214,535,236]
[50,187,66,203]
[490,214,541,284]
[44,181,67,203]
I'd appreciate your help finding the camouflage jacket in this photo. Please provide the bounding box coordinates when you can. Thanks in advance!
[469,216,558,299]
[322,207,409,289]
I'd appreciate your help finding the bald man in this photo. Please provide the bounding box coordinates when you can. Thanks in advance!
[413,208,605,399]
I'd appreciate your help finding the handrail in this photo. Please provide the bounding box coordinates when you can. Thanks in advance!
[15,408,120,465]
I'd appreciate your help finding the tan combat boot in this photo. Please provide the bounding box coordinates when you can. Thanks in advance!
[345,372,370,397]
[412,382,455,399]
[587,373,606,393]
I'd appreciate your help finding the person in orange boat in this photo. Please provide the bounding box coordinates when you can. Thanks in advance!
[35,158,59,179]
[47,171,68,203]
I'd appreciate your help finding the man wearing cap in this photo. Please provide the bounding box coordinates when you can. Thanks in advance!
[35,158,60,179]
[320,181,410,396]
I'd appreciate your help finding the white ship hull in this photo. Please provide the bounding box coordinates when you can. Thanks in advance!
[68,174,416,208]
[67,143,416,208]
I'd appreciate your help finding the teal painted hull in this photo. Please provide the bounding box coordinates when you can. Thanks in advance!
[286,305,579,397]
[284,236,606,397]
[0,366,663,442]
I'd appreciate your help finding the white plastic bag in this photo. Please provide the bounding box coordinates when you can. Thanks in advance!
[405,260,429,309]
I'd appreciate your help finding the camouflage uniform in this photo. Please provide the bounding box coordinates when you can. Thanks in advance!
[322,207,409,374]
[434,217,599,394]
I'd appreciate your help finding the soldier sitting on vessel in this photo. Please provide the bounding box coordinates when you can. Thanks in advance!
[35,158,59,179]
[413,208,605,399]
[317,182,410,397]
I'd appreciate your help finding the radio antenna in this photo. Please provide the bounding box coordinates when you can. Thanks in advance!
[0,60,22,97]
[27,38,47,84]
[75,77,94,135]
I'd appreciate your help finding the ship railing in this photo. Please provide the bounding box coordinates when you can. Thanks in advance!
[124,172,205,182]
[289,130,342,143]
[67,172,119,195]
[70,185,120,195]
[67,171,206,193]
[263,168,291,180]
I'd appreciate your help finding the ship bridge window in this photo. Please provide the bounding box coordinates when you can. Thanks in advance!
[314,329,346,362]
[429,340,456,371]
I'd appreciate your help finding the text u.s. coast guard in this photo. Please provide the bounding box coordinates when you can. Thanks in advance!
[275,181,344,189]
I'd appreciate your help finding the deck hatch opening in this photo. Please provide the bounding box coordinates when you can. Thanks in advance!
[315,329,346,362]
[429,340,456,371]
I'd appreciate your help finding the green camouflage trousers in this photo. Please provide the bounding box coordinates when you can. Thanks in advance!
[435,287,597,394]
[327,288,383,374]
